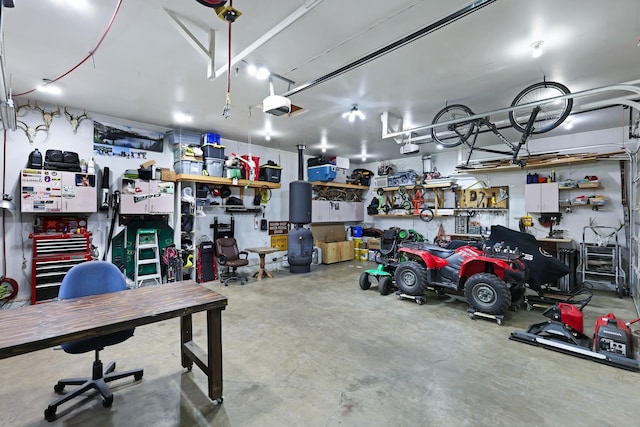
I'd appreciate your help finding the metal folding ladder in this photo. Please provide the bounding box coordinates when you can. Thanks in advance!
[134,229,162,287]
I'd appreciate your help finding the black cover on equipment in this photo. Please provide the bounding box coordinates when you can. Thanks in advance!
[197,241,217,283]
[486,225,570,291]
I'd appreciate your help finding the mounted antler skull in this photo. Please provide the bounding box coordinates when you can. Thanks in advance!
[33,102,60,130]
[16,120,48,144]
[64,107,90,134]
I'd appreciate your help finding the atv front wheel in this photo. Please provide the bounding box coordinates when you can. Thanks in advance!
[359,272,371,290]
[394,261,428,296]
[464,273,511,314]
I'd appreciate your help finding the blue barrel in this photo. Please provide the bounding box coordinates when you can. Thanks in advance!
[352,226,363,238]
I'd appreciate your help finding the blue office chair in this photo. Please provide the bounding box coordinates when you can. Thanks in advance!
[44,261,143,422]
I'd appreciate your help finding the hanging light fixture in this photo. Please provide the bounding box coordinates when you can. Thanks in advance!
[342,104,365,122]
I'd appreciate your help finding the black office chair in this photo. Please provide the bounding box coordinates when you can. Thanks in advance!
[44,261,143,422]
[215,237,249,285]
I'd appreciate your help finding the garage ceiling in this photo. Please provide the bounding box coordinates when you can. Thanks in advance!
[2,0,640,163]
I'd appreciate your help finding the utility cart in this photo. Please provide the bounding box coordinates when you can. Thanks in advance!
[578,225,626,297]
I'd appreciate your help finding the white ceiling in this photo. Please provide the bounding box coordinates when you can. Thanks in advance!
[3,0,640,164]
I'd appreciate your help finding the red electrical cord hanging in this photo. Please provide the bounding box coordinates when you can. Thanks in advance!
[222,0,236,119]
[14,0,124,97]
[1,129,18,304]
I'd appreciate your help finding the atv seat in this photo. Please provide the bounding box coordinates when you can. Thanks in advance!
[423,246,455,259]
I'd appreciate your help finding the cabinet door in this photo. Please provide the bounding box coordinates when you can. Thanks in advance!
[525,183,558,212]
[540,183,559,212]
[120,178,149,214]
[61,172,97,212]
[149,181,175,214]
[311,200,331,222]
[21,169,62,212]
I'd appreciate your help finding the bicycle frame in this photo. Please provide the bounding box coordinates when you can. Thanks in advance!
[454,106,540,167]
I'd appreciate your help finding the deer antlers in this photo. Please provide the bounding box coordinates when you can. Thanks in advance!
[64,107,90,134]
[16,120,48,144]
[33,102,60,130]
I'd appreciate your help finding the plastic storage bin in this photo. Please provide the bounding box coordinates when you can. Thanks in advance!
[205,158,224,177]
[174,160,203,175]
[259,164,283,182]
[308,165,337,181]
[203,144,225,159]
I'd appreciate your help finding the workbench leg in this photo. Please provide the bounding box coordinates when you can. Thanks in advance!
[180,314,193,369]
[207,308,223,401]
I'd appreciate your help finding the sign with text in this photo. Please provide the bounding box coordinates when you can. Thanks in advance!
[270,235,288,250]
[268,221,289,235]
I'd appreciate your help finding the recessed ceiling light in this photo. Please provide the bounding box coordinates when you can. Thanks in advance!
[564,120,573,129]
[173,112,193,124]
[37,79,62,95]
[530,40,544,58]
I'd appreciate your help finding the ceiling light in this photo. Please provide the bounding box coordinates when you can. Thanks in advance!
[530,40,544,58]
[37,79,62,95]
[564,120,573,129]
[265,133,271,141]
[173,112,193,124]
[436,144,443,150]
[342,104,365,122]
[247,64,270,80]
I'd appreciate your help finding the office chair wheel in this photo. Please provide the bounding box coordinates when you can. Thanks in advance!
[103,396,113,408]
[44,407,57,421]
[134,371,144,381]
[53,383,65,393]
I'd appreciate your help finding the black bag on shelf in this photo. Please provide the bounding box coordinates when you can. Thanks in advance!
[307,155,332,167]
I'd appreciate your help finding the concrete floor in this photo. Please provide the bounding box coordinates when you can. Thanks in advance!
[1,260,640,426]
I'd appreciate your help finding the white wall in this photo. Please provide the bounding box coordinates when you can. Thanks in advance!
[1,106,300,301]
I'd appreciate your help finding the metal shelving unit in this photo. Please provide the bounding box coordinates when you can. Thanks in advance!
[578,226,626,297]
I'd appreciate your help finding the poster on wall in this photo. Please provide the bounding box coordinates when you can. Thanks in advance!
[93,121,164,158]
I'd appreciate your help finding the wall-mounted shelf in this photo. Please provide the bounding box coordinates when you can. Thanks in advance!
[176,174,281,189]
[310,181,369,190]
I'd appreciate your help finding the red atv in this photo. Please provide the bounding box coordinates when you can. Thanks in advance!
[394,241,528,315]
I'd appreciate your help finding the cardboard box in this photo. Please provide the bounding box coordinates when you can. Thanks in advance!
[311,224,345,243]
[367,238,380,250]
[317,240,354,264]
[160,169,177,181]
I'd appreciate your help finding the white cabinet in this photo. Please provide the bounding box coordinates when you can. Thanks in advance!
[21,169,97,213]
[525,183,559,212]
[120,178,175,214]
[312,200,364,223]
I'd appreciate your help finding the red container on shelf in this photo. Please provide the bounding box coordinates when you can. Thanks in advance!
[240,155,260,180]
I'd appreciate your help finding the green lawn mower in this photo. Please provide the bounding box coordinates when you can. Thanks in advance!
[359,263,396,295]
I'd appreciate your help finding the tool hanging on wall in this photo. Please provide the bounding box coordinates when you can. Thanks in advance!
[102,190,121,261]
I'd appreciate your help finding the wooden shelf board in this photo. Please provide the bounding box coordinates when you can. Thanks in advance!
[453,151,625,173]
[176,174,281,189]
[310,181,369,190]
[375,182,452,192]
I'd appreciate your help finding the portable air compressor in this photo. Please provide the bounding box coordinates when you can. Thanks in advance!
[593,313,634,358]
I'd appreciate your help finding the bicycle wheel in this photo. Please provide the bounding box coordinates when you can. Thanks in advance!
[431,104,474,148]
[509,81,572,134]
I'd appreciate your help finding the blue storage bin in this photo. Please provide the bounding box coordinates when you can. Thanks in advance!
[308,165,337,182]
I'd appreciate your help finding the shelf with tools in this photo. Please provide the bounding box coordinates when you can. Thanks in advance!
[370,182,454,219]
[558,183,606,210]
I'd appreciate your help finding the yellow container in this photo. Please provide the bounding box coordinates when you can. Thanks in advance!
[359,248,369,261]
[354,248,360,260]
[353,237,363,249]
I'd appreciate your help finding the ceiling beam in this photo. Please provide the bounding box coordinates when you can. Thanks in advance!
[164,8,216,79]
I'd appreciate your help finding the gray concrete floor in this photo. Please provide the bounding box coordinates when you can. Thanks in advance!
[1,260,640,426]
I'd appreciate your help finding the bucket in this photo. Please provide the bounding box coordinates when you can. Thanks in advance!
[354,248,360,260]
[352,226,363,238]
[353,237,362,249]
[359,249,369,261]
